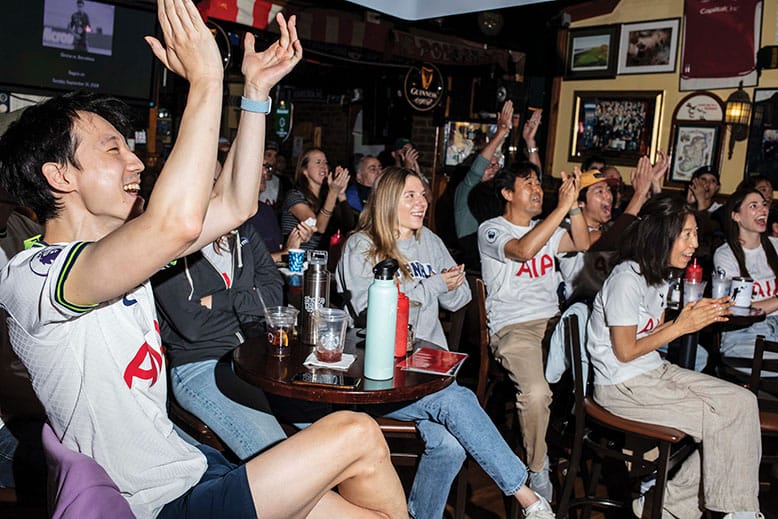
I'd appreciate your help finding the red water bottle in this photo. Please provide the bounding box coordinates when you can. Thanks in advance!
[395,291,409,357]
[685,258,703,284]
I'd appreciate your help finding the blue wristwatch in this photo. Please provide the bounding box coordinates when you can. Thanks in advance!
[240,96,272,114]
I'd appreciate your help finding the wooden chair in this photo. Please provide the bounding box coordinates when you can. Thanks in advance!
[167,397,228,454]
[747,335,778,500]
[557,314,694,519]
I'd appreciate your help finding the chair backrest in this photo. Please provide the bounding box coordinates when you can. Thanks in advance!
[41,423,134,519]
[473,277,490,407]
[564,314,586,414]
[750,335,778,399]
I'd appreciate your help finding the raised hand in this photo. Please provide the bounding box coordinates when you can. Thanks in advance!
[522,109,542,146]
[497,100,514,135]
[630,156,653,199]
[145,0,223,83]
[403,147,420,173]
[651,150,669,194]
[559,167,581,211]
[328,166,351,197]
[242,13,303,95]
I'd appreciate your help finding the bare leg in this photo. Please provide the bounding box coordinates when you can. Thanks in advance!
[244,411,408,519]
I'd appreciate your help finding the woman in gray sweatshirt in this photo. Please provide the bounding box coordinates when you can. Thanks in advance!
[335,167,556,519]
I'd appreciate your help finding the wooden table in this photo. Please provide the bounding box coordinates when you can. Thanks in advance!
[670,306,766,369]
[233,331,455,405]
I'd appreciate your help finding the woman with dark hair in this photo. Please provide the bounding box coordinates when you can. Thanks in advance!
[714,188,778,372]
[280,148,355,250]
[336,166,555,519]
[588,194,761,518]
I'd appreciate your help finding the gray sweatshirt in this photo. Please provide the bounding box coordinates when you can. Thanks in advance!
[337,228,471,349]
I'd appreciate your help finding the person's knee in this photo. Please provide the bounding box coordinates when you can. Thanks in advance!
[516,382,553,409]
[328,411,389,459]
[421,426,466,466]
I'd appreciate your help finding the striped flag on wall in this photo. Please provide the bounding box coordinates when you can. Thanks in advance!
[197,0,283,30]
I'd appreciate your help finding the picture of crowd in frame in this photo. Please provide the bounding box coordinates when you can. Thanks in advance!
[570,91,661,166]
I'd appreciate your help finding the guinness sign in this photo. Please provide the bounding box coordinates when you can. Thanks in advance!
[403,63,444,112]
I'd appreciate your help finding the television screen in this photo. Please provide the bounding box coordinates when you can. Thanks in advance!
[0,0,157,104]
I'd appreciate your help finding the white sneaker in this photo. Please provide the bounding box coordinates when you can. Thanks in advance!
[632,495,645,518]
[722,513,764,519]
[523,492,555,519]
[528,456,553,502]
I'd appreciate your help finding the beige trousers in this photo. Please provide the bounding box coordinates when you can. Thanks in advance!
[594,362,761,517]
[491,317,557,472]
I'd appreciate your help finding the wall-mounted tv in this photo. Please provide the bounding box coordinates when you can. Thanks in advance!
[0,0,158,104]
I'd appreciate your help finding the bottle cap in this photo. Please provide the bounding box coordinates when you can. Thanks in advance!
[373,258,400,280]
[685,258,703,283]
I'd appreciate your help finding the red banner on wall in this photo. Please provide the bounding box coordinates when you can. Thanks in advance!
[681,0,761,79]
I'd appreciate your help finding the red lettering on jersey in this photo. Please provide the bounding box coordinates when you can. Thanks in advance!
[539,254,553,276]
[123,341,163,389]
[754,281,766,299]
[516,254,554,278]
[637,318,655,334]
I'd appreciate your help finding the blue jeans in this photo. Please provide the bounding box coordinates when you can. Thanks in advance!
[170,359,287,461]
[384,383,528,519]
[0,424,17,488]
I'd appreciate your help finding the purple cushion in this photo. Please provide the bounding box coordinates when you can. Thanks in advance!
[41,423,134,519]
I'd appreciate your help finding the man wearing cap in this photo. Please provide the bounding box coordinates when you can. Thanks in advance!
[391,137,421,175]
[687,165,725,276]
[558,154,667,303]
[477,161,589,501]
[345,155,381,214]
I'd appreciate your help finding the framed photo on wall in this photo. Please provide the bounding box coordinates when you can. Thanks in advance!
[617,18,680,75]
[745,88,778,186]
[666,91,724,187]
[668,125,720,183]
[565,25,619,80]
[569,90,663,166]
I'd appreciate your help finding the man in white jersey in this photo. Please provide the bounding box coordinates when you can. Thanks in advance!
[478,161,589,500]
[0,2,406,518]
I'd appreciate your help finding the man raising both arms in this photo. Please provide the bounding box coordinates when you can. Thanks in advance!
[0,1,407,518]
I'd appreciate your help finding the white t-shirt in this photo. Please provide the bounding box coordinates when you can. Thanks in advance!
[0,242,206,517]
[714,236,778,311]
[478,217,565,334]
[587,261,666,385]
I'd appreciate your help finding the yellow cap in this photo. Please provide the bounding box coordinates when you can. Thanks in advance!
[579,169,608,190]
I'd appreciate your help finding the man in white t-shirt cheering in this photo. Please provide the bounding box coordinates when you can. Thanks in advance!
[477,161,589,500]
[0,3,407,518]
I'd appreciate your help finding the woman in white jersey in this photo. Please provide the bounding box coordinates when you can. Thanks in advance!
[587,194,761,518]
[714,188,778,374]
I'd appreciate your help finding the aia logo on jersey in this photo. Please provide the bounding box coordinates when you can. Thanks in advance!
[516,254,554,278]
[30,247,63,277]
[123,320,164,389]
[638,318,656,335]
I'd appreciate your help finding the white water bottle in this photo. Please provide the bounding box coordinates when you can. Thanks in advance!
[364,259,399,380]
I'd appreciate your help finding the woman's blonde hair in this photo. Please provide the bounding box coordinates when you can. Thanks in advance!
[356,166,425,279]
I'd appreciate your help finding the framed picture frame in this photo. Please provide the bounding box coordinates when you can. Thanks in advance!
[569,90,663,166]
[745,88,778,186]
[617,18,680,75]
[666,92,724,187]
[565,25,619,80]
[668,125,721,183]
